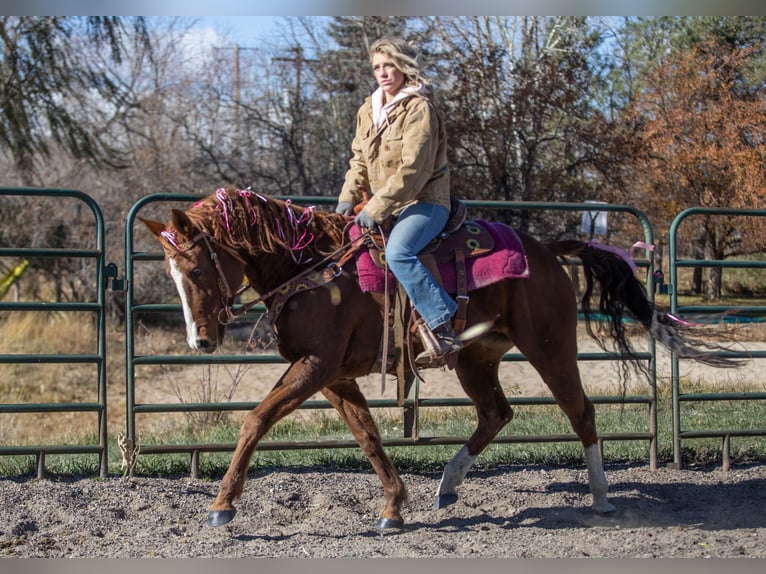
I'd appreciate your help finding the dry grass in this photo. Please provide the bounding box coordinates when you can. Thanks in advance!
[0,312,102,443]
[0,310,265,443]
[1,310,96,355]
[2,305,765,446]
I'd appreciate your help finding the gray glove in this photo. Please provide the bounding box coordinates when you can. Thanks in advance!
[335,202,354,216]
[354,210,376,229]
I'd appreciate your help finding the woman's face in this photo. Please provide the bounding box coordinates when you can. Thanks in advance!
[372,52,405,100]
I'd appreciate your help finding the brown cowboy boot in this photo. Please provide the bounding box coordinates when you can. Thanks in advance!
[415,322,464,366]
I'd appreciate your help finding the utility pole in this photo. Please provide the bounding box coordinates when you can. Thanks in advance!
[272,45,320,194]
[215,44,258,154]
[272,45,319,114]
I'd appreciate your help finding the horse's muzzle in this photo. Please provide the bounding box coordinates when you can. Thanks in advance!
[195,338,216,353]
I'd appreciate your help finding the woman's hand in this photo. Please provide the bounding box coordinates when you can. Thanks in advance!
[335,202,354,216]
[354,209,376,229]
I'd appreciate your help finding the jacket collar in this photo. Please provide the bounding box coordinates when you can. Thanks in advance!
[370,83,428,131]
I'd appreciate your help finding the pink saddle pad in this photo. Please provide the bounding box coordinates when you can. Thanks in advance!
[350,220,529,295]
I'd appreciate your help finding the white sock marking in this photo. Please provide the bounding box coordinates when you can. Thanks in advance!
[437,445,477,497]
[585,443,616,513]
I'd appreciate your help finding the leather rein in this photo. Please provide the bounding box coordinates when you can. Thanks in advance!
[186,224,371,326]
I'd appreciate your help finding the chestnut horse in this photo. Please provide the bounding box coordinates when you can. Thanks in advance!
[142,187,734,531]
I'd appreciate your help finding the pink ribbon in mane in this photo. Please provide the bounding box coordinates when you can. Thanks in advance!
[160,229,188,251]
[176,188,318,262]
[237,188,266,226]
[274,199,317,262]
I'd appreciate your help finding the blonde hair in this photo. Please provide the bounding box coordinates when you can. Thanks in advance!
[369,37,429,87]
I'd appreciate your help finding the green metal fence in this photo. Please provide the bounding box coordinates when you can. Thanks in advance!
[668,207,766,470]
[0,188,111,477]
[125,194,661,476]
[7,191,765,477]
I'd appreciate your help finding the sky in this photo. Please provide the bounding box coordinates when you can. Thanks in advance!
[7,0,766,17]
[192,16,284,46]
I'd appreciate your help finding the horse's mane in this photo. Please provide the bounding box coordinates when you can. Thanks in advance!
[185,188,347,261]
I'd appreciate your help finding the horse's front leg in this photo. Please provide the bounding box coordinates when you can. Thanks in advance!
[207,356,331,527]
[321,379,408,531]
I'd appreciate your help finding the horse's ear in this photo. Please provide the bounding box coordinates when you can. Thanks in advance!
[171,209,195,237]
[139,217,166,240]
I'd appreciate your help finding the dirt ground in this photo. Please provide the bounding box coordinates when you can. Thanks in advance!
[2,331,765,558]
[1,461,765,558]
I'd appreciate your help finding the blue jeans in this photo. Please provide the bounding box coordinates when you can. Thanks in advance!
[386,202,457,330]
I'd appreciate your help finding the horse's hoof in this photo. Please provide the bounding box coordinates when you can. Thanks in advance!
[207,509,236,527]
[375,517,405,532]
[593,502,617,515]
[434,493,458,509]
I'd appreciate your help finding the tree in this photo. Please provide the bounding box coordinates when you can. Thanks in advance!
[624,40,766,298]
[427,17,625,237]
[0,16,147,185]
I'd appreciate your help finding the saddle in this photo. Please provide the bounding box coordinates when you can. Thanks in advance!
[366,209,495,266]
[366,196,492,274]
[361,198,495,373]
[365,218,494,329]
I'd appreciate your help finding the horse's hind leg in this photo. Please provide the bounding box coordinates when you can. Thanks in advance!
[520,337,616,514]
[545,366,615,514]
[435,350,514,509]
[321,378,408,531]
[502,239,617,515]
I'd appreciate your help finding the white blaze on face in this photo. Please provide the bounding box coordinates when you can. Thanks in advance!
[169,258,200,349]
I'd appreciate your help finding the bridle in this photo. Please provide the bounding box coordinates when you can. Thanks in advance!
[195,233,248,323]
[165,224,373,328]
[161,228,249,323]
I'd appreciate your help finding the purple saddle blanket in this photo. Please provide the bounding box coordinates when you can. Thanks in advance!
[349,219,530,295]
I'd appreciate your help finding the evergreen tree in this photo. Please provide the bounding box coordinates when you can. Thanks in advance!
[0,16,147,184]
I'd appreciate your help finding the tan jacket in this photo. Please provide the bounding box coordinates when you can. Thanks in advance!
[340,92,450,223]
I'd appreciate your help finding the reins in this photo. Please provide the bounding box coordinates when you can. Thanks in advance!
[200,221,373,325]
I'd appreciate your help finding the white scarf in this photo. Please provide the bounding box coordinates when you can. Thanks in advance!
[371,83,428,130]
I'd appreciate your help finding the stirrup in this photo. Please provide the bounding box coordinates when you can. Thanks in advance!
[414,321,463,366]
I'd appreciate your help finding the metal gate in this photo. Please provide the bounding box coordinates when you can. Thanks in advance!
[668,207,766,469]
[125,195,661,475]
[7,191,766,477]
[0,188,111,477]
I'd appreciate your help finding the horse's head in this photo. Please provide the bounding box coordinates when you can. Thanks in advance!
[141,209,245,353]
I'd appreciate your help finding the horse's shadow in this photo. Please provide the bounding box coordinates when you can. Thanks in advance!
[205,463,766,538]
[409,465,766,533]
[232,532,298,543]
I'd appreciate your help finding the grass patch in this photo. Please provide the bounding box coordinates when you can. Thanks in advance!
[1,384,764,478]
[1,312,765,479]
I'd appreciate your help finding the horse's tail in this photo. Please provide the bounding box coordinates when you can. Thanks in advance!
[547,239,743,369]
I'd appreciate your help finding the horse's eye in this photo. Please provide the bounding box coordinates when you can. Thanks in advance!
[191,267,203,279]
